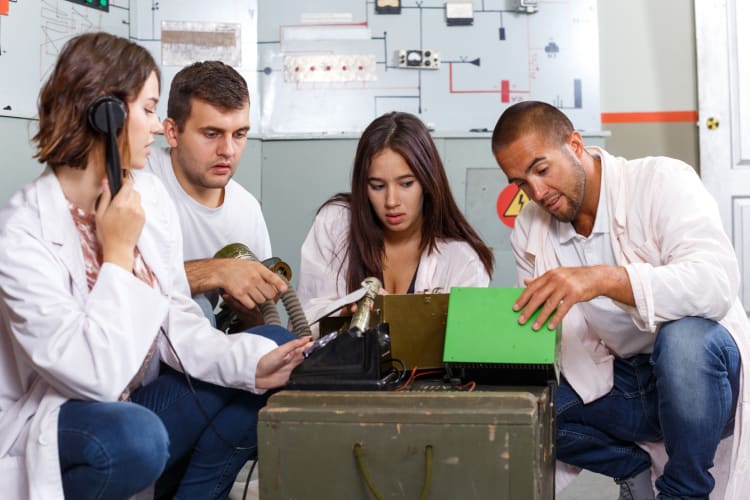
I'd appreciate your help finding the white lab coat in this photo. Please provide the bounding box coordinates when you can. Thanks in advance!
[297,202,491,326]
[0,168,279,500]
[511,148,750,499]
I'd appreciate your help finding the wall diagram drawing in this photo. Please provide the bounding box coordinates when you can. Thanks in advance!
[257,0,601,135]
[1,0,600,135]
[0,0,130,119]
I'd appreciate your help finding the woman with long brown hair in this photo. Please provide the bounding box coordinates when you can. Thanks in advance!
[298,111,493,324]
[0,32,309,499]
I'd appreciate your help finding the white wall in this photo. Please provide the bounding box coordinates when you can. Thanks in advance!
[0,0,699,203]
[598,0,699,167]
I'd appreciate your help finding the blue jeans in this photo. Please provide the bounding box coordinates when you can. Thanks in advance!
[556,317,740,500]
[194,293,218,328]
[58,325,297,500]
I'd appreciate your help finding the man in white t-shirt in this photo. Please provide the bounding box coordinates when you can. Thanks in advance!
[146,60,285,328]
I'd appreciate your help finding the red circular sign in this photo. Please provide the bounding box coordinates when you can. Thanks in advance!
[496,183,528,228]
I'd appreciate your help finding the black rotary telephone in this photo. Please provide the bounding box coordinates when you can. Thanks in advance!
[87,95,127,195]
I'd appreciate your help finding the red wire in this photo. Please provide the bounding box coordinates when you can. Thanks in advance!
[393,367,477,392]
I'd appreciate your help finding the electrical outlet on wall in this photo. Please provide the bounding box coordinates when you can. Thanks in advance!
[284,54,377,82]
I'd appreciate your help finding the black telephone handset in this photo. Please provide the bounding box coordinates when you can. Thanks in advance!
[87,95,127,196]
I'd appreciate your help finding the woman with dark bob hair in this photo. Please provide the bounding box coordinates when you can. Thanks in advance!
[297,111,494,325]
[0,32,310,500]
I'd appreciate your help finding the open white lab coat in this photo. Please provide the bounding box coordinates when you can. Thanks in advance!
[511,148,750,499]
[0,169,279,499]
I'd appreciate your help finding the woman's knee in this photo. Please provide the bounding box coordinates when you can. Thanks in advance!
[84,403,169,477]
[59,402,170,497]
[116,404,170,476]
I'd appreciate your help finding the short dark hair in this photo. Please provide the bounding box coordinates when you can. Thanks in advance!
[167,61,249,131]
[491,100,575,153]
[34,32,159,169]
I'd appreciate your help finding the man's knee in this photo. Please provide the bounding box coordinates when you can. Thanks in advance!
[653,317,729,365]
[651,316,739,399]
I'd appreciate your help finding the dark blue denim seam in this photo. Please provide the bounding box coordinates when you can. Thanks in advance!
[557,428,649,459]
[719,344,740,437]
[556,395,582,415]
[209,444,257,500]
[719,344,740,373]
[58,428,113,500]
[144,380,205,416]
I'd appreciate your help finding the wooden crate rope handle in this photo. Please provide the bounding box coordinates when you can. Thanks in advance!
[352,442,433,500]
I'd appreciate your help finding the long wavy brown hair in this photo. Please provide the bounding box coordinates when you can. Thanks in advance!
[33,32,160,170]
[322,112,494,293]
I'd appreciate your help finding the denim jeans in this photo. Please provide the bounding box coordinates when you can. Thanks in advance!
[194,292,218,328]
[58,324,297,500]
[556,316,740,500]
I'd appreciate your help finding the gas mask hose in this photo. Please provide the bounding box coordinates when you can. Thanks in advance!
[213,243,312,337]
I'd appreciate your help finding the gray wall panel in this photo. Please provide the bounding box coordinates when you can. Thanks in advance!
[260,139,357,284]
[0,118,41,203]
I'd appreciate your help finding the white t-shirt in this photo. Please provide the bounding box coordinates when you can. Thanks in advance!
[145,147,272,262]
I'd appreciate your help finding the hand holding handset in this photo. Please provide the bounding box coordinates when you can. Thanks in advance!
[87,95,127,196]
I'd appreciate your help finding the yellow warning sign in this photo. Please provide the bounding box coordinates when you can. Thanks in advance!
[503,189,527,217]
[497,184,528,228]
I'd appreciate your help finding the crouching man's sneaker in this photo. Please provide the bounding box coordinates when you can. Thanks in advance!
[615,468,655,500]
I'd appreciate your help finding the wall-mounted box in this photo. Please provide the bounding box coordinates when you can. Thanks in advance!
[375,0,401,14]
[446,2,473,26]
[397,49,440,69]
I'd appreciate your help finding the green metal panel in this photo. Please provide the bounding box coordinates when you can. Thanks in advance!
[258,385,555,500]
[443,288,560,365]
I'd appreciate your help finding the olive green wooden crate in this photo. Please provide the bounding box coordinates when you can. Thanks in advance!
[258,385,555,500]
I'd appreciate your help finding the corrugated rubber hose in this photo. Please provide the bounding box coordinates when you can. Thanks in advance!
[213,243,312,337]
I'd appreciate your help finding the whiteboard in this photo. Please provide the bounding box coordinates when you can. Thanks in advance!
[1,0,600,134]
[129,0,259,130]
[257,0,601,135]
[0,0,259,126]
[0,0,130,119]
